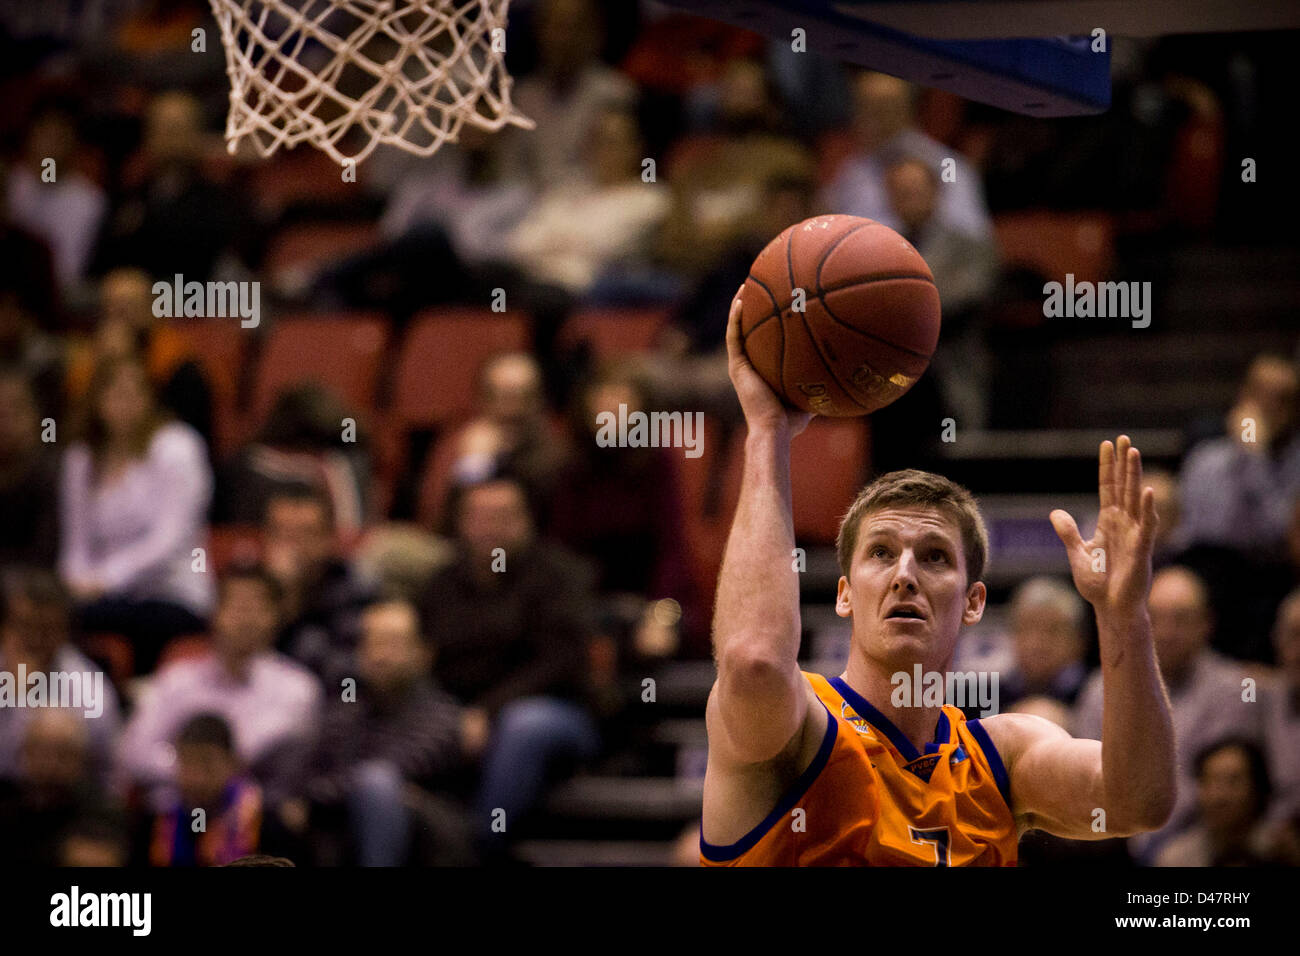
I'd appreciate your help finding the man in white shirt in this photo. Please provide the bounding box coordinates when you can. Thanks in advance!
[820,71,992,243]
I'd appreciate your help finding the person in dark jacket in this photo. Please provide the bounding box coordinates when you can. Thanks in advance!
[302,597,469,866]
[421,473,600,861]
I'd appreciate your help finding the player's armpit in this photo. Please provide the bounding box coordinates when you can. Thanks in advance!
[984,712,1137,841]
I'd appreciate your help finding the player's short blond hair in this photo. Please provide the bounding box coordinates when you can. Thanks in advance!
[836,469,988,585]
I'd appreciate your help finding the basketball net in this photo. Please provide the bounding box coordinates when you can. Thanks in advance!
[207,0,534,166]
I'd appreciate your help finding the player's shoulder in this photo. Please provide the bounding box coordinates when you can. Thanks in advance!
[975,710,1070,771]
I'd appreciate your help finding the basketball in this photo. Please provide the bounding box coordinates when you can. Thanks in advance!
[739,214,941,416]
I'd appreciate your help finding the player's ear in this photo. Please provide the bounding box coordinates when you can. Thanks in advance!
[962,580,986,626]
[835,576,852,618]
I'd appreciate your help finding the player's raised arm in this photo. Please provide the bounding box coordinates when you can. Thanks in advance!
[991,436,1176,839]
[708,289,814,766]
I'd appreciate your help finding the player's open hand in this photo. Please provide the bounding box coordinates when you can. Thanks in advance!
[1049,435,1159,620]
[726,286,811,438]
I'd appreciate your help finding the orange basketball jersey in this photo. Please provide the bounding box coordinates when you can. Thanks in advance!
[700,670,1018,866]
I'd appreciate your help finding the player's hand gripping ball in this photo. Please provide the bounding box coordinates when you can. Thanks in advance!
[738,214,941,416]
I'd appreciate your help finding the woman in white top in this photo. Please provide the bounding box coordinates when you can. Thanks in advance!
[60,355,214,673]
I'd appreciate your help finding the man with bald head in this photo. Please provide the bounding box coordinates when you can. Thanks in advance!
[1074,565,1265,861]
[820,71,991,242]
[1004,577,1089,708]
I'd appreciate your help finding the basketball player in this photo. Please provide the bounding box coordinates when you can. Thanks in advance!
[700,290,1176,865]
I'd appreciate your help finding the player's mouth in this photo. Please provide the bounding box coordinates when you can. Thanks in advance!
[884,603,928,623]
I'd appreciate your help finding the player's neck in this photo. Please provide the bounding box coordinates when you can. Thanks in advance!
[841,652,952,753]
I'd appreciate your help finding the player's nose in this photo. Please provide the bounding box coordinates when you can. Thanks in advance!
[891,550,920,592]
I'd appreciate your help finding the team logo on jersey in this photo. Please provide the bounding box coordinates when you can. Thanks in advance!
[840,701,878,739]
[904,753,941,782]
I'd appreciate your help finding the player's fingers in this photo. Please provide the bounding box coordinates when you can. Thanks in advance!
[725,286,747,365]
[1115,435,1131,508]
[1138,485,1159,552]
[1098,440,1116,511]
[1049,509,1085,554]
[1124,442,1142,517]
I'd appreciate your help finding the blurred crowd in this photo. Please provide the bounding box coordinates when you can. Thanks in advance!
[0,0,1296,866]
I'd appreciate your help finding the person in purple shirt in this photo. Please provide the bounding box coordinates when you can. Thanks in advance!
[59,355,214,674]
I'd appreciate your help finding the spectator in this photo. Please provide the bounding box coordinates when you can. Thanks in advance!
[656,58,812,280]
[421,475,599,861]
[1155,738,1277,866]
[4,102,107,292]
[883,154,998,428]
[93,90,251,282]
[820,71,992,241]
[316,125,535,324]
[1144,466,1187,565]
[0,567,122,790]
[1074,565,1265,862]
[0,224,63,416]
[1002,577,1090,709]
[0,710,117,866]
[59,355,213,674]
[1262,589,1300,823]
[418,352,569,531]
[1180,353,1300,556]
[215,385,368,532]
[659,167,814,359]
[504,106,669,298]
[885,155,998,317]
[56,814,131,867]
[0,368,59,567]
[119,565,322,805]
[376,125,534,268]
[264,486,377,682]
[498,0,636,189]
[65,267,214,448]
[143,713,284,866]
[548,360,699,650]
[301,598,469,866]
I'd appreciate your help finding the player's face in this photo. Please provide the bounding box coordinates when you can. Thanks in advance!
[836,507,984,669]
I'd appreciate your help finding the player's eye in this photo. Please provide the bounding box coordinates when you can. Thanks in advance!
[869,545,890,559]
[927,550,949,563]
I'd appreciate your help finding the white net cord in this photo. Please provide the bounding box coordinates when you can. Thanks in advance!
[208,0,534,165]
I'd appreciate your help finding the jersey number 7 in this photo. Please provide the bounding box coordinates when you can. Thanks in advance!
[909,827,951,867]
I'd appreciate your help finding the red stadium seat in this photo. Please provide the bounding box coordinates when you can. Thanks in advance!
[557,308,671,359]
[248,147,357,219]
[167,318,247,457]
[250,312,390,427]
[993,210,1115,286]
[677,420,744,618]
[675,418,869,640]
[393,308,532,429]
[157,635,211,669]
[81,633,134,689]
[207,524,262,572]
[1164,113,1224,232]
[263,221,380,294]
[790,419,870,544]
